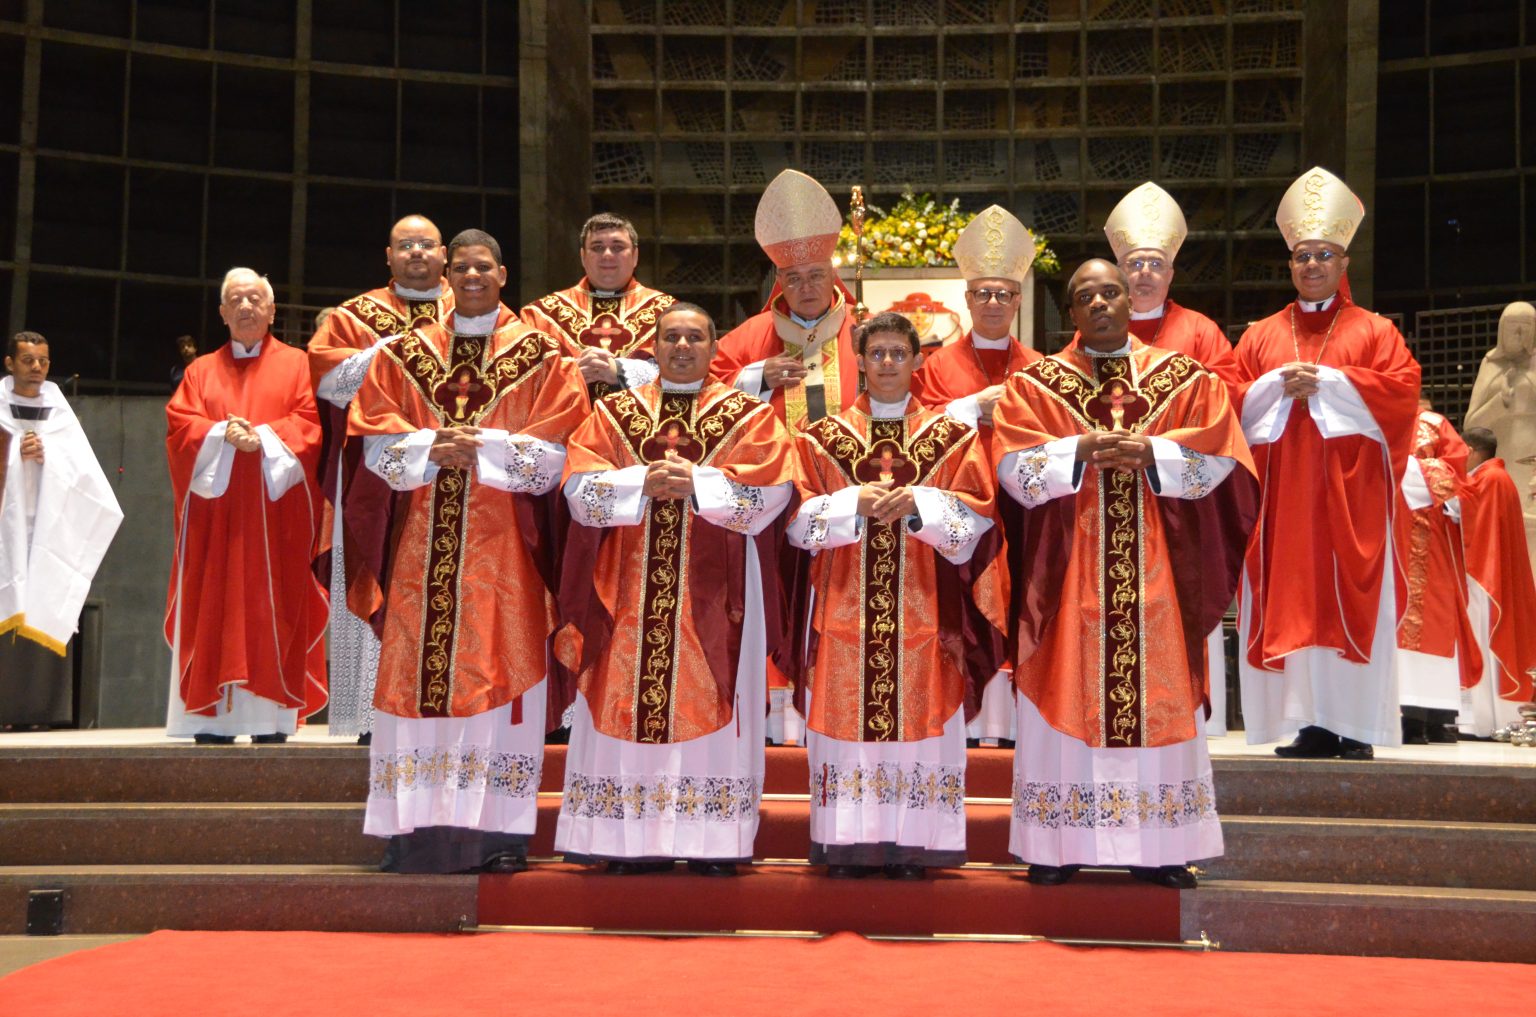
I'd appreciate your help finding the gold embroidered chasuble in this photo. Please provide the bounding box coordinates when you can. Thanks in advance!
[519,278,675,399]
[308,285,453,390]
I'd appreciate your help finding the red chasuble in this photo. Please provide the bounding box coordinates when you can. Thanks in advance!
[1127,300,1241,390]
[711,284,861,429]
[1461,458,1536,703]
[519,277,675,400]
[992,340,1258,748]
[1395,411,1481,686]
[1233,299,1420,671]
[557,381,796,743]
[164,339,328,719]
[348,307,589,720]
[790,396,1008,742]
[909,332,1041,456]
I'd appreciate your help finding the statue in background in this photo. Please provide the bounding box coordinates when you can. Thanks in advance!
[1464,301,1536,577]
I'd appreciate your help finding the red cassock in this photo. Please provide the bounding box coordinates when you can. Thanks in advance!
[1460,458,1536,703]
[164,339,328,719]
[1395,410,1481,688]
[909,332,1041,457]
[1234,298,1421,671]
[1128,300,1241,391]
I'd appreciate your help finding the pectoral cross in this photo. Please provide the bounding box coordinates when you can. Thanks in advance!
[449,369,481,419]
[875,445,907,482]
[586,315,627,352]
[1102,380,1133,430]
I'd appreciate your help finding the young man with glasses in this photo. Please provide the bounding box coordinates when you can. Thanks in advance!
[785,311,1006,881]
[1232,167,1422,761]
[307,215,454,744]
[520,213,676,400]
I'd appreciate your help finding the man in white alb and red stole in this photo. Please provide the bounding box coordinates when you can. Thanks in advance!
[787,311,1007,880]
[307,214,453,744]
[519,212,675,402]
[993,259,1258,888]
[909,204,1039,746]
[165,269,329,744]
[1457,427,1536,737]
[1104,182,1242,734]
[349,230,588,874]
[1234,167,1422,760]
[1395,401,1480,744]
[556,302,795,876]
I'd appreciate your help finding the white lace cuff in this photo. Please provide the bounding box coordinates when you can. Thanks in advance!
[189,422,234,499]
[999,435,1080,508]
[617,357,659,390]
[363,430,438,491]
[474,429,565,494]
[254,424,305,500]
[1146,436,1236,500]
[316,344,386,409]
[692,465,792,536]
[1401,456,1433,511]
[786,485,863,551]
[909,485,992,564]
[564,465,649,527]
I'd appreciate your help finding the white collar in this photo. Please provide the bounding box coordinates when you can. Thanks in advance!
[1298,294,1337,312]
[1084,339,1133,357]
[453,309,500,335]
[393,282,443,301]
[789,309,829,330]
[660,378,704,393]
[1130,305,1166,321]
[1,375,56,407]
[231,339,262,359]
[969,330,1012,350]
[869,394,911,418]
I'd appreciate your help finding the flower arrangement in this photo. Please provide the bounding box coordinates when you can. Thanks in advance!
[833,191,1060,276]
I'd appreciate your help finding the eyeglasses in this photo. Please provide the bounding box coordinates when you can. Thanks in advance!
[1127,257,1167,272]
[394,239,440,252]
[967,288,1020,304]
[863,348,912,363]
[779,270,830,291]
[1290,249,1339,265]
[586,242,634,256]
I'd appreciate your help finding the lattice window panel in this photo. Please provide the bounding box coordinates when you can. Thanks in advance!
[1088,0,1154,19]
[662,43,727,82]
[811,0,865,26]
[1086,88,1152,128]
[1016,92,1080,130]
[872,140,937,184]
[1234,0,1303,12]
[730,142,769,185]
[731,252,767,287]
[872,0,938,25]
[1174,241,1225,285]
[734,0,792,26]
[1231,289,1288,329]
[680,144,726,185]
[1088,137,1153,180]
[1232,253,1291,283]
[592,38,619,80]
[815,44,868,82]
[1016,34,1078,78]
[1233,133,1283,177]
[665,92,726,133]
[1159,0,1224,15]
[874,38,938,81]
[1160,26,1226,74]
[1087,31,1155,77]
[1232,192,1281,231]
[1031,192,1081,236]
[594,142,652,185]
[1179,188,1227,231]
[1233,22,1300,71]
[663,249,728,288]
[1413,304,1506,428]
[874,91,937,131]
[1162,135,1222,179]
[661,1,726,25]
[1016,0,1051,18]
[1235,80,1297,124]
[593,92,637,133]
[728,195,758,236]
[736,98,797,133]
[948,0,1005,24]
[1161,85,1225,127]
[804,93,866,133]
[593,0,656,26]
[945,37,1002,81]
[733,41,789,83]
[947,92,1006,131]
[945,140,1007,184]
[803,141,865,185]
[1019,140,1068,181]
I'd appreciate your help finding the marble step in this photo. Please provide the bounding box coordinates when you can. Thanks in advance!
[1185,880,1536,961]
[5,801,1536,891]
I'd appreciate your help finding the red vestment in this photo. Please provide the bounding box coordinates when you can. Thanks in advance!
[164,338,328,719]
[910,331,1041,456]
[1460,458,1536,703]
[992,339,1258,748]
[519,277,674,399]
[1127,300,1241,390]
[1234,299,1421,671]
[711,285,860,429]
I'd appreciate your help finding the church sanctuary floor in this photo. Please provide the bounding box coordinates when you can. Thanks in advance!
[2,728,1533,962]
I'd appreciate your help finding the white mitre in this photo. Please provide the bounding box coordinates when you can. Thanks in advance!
[953,204,1036,283]
[1103,182,1186,262]
[755,169,842,269]
[1276,166,1365,251]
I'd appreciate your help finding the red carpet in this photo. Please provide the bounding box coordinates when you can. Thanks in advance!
[2,930,1531,1016]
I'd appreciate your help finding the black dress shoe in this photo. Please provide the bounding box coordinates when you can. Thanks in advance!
[192,733,236,745]
[1338,737,1374,760]
[481,852,527,874]
[1130,865,1197,889]
[1427,724,1459,744]
[356,732,372,746]
[1274,725,1340,759]
[1025,864,1081,886]
[883,863,925,881]
[1401,716,1429,745]
[686,860,739,877]
[606,860,674,875]
[996,738,1017,750]
[251,732,288,744]
[825,864,878,879]
[965,737,982,749]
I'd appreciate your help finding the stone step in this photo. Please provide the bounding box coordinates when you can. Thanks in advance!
[1184,879,1536,961]
[6,801,1536,892]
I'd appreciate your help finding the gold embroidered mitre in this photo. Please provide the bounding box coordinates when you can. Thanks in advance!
[953,204,1036,283]
[1276,166,1365,251]
[1103,182,1187,262]
[755,169,842,269]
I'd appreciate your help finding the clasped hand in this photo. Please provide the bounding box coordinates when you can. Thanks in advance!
[429,425,483,469]
[578,346,620,385]
[763,354,808,389]
[644,450,695,500]
[1077,429,1154,474]
[224,415,262,453]
[18,430,44,463]
[856,478,919,525]
[1279,361,1320,400]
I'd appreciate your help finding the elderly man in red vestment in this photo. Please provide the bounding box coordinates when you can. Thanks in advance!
[992,259,1258,888]
[520,212,675,401]
[349,229,588,873]
[1457,427,1536,737]
[1234,167,1422,759]
[165,268,328,745]
[307,214,453,744]
[909,204,1039,745]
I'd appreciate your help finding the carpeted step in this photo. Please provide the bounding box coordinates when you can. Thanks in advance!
[476,861,1183,941]
[1185,879,1536,962]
